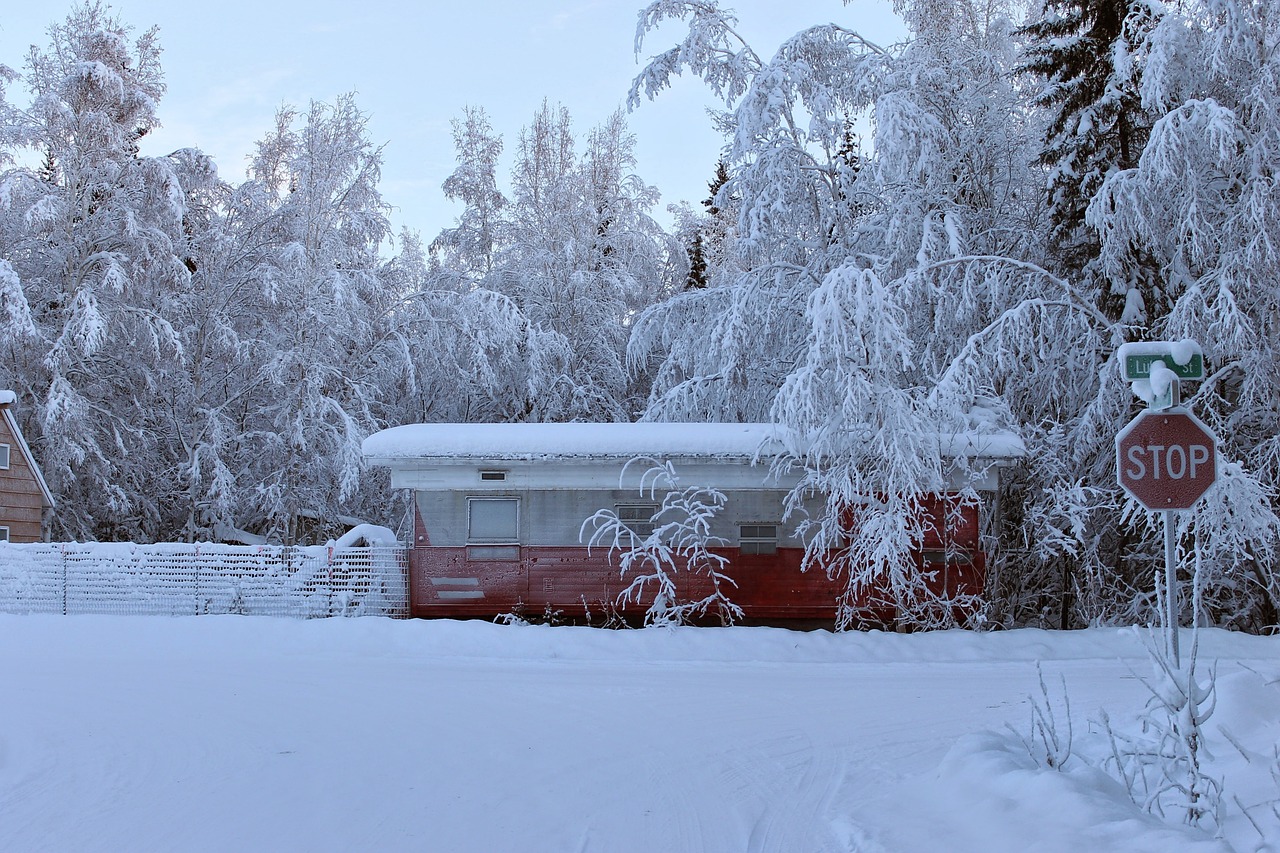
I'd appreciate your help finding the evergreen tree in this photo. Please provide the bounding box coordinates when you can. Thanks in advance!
[682,159,732,290]
[1019,0,1160,321]
[684,232,708,290]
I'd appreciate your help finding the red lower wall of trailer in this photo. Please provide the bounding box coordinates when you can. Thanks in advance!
[407,539,984,624]
[406,497,985,624]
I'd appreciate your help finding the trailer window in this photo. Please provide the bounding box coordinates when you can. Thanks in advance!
[739,524,778,555]
[0,443,9,470]
[616,504,658,538]
[0,526,8,542]
[468,497,519,543]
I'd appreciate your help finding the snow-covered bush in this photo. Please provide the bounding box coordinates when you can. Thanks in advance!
[1102,630,1222,828]
[581,457,741,626]
[1015,663,1075,771]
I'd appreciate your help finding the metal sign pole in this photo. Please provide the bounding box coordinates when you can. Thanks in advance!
[1166,378,1180,669]
[1164,509,1179,668]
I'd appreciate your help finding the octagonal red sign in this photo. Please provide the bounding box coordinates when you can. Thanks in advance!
[1116,409,1218,511]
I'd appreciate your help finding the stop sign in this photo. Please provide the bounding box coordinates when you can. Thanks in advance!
[1116,409,1218,510]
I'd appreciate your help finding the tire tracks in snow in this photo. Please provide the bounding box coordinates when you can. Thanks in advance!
[705,729,856,852]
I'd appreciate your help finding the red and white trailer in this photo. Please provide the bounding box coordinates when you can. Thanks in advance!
[362,422,1021,625]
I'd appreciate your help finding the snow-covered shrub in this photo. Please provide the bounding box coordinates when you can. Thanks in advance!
[1014,662,1075,771]
[581,457,741,626]
[1103,629,1222,828]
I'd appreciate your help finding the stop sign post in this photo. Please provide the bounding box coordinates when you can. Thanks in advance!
[1116,409,1218,510]
[1115,348,1220,668]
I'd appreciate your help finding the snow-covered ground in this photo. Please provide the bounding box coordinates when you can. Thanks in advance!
[0,616,1275,852]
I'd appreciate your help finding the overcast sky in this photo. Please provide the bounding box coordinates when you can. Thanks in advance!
[0,1,906,241]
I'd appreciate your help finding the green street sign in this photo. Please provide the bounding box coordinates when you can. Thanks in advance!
[1123,352,1204,382]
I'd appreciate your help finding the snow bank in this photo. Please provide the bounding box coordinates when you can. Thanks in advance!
[0,617,1272,853]
[898,733,1233,852]
[328,523,399,550]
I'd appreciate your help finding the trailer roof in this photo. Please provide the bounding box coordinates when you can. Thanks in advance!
[362,422,1024,464]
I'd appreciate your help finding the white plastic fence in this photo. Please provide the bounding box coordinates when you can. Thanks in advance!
[0,542,409,618]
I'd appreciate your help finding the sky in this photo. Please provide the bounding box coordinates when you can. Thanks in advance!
[0,1,907,242]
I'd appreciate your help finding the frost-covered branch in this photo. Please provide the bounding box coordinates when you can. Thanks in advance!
[581,457,740,626]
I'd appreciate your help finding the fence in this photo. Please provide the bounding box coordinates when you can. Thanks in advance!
[0,542,409,618]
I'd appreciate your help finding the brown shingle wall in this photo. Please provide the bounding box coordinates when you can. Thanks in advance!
[0,415,47,543]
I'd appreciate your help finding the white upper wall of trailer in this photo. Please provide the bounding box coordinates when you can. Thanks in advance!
[387,459,795,492]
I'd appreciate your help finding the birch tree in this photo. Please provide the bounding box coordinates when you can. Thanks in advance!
[231,95,399,542]
[0,2,204,539]
[432,101,677,423]
[629,0,1058,626]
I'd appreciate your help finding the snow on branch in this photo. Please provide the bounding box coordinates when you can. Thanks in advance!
[580,457,741,627]
[630,1,761,109]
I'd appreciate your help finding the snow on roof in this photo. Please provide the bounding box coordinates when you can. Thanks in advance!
[363,422,788,462]
[0,390,16,406]
[362,422,1025,464]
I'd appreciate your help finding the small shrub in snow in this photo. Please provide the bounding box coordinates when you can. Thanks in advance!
[493,610,531,627]
[1224,745,1280,845]
[1014,662,1074,771]
[1102,630,1222,829]
[579,596,632,629]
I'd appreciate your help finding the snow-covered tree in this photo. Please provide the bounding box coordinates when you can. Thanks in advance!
[229,95,399,542]
[430,101,678,423]
[628,0,1280,631]
[0,3,206,539]
[379,230,576,427]
[1087,0,1280,629]
[431,106,507,279]
[628,0,1059,626]
[497,102,653,420]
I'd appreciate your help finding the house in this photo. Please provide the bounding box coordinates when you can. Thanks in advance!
[0,391,55,543]
[361,422,1023,624]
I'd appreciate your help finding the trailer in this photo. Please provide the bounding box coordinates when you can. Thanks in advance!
[362,422,1021,625]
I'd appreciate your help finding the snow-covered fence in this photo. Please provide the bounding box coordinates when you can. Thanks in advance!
[0,542,408,618]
